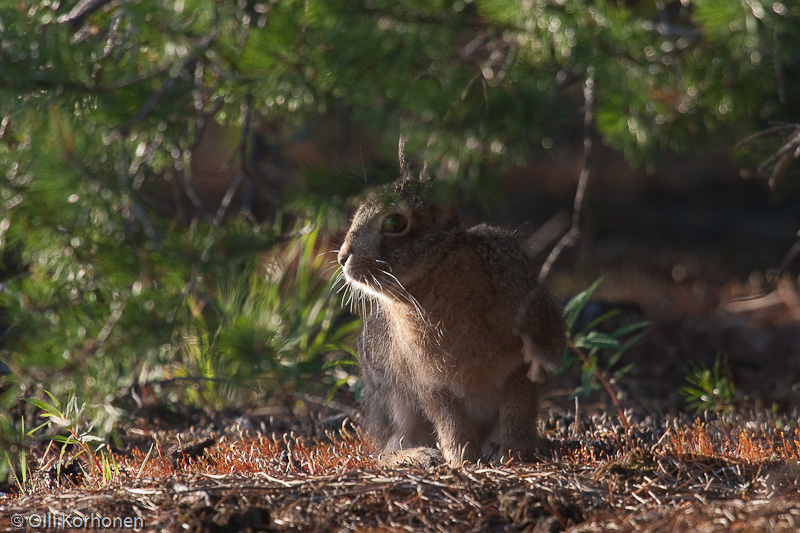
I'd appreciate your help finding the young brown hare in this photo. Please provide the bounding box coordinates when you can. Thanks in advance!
[337,169,565,468]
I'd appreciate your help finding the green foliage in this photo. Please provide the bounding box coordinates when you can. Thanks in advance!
[561,278,649,399]
[1,411,42,492]
[172,228,359,407]
[1,0,797,476]
[2,391,74,491]
[679,354,737,413]
[2,391,118,493]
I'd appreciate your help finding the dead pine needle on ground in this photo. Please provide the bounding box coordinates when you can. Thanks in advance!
[3,409,800,532]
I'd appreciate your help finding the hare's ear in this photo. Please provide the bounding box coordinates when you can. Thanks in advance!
[398,135,413,180]
[396,135,431,183]
[431,181,461,230]
[419,160,432,183]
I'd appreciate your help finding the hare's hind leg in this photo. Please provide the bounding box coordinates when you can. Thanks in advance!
[498,366,549,462]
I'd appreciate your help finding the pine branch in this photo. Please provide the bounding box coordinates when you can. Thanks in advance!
[117,63,191,136]
[57,0,114,27]
[172,144,211,222]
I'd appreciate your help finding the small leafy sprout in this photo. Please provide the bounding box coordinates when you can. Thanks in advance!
[23,391,111,486]
[23,390,74,428]
[2,412,48,494]
[679,354,736,414]
[560,278,650,430]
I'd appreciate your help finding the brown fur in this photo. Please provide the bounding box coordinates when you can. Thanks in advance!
[337,174,565,467]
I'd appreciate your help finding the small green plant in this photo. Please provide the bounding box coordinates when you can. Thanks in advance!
[679,354,736,414]
[560,278,649,428]
[170,225,360,407]
[20,391,115,489]
[1,413,48,493]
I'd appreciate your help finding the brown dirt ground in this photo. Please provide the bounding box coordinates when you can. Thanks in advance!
[3,402,800,532]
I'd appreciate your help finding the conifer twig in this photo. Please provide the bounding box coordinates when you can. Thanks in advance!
[57,0,113,26]
[118,67,185,136]
[172,145,211,221]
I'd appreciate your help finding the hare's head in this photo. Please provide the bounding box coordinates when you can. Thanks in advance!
[337,173,460,307]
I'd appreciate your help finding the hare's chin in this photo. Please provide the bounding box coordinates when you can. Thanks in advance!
[345,275,397,304]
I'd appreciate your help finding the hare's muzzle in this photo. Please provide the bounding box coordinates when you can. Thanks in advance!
[337,245,352,268]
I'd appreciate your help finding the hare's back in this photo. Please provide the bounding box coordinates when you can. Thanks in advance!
[464,224,538,293]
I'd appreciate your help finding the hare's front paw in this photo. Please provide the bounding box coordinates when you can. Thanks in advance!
[495,436,552,464]
[379,447,444,469]
[439,441,482,468]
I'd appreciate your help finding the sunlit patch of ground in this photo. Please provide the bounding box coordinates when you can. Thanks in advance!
[4,410,800,532]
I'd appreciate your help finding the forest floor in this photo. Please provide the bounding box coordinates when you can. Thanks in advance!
[3,157,800,531]
[2,391,800,532]
[3,263,800,531]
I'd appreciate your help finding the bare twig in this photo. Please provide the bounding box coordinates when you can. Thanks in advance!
[212,97,252,227]
[80,294,127,355]
[539,68,594,285]
[143,376,247,388]
[167,280,194,324]
[728,124,800,307]
[118,167,161,246]
[95,301,126,347]
[735,123,800,149]
[129,199,161,247]
[727,230,800,309]
[776,230,800,277]
[724,292,783,313]
[0,318,17,346]
[515,67,595,336]
[116,32,214,135]
[192,61,208,148]
[212,171,246,227]
[758,131,800,183]
[737,123,800,189]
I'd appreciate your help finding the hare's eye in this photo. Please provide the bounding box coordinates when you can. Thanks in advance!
[382,214,408,234]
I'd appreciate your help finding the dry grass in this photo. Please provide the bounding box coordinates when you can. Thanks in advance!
[3,411,800,532]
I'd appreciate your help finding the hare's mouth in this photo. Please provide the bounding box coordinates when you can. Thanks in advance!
[338,258,424,316]
[342,263,398,304]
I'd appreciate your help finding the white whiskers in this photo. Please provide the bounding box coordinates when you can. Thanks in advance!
[377,268,426,320]
[329,245,433,328]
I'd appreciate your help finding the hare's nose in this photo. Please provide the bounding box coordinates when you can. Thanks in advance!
[337,246,352,267]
